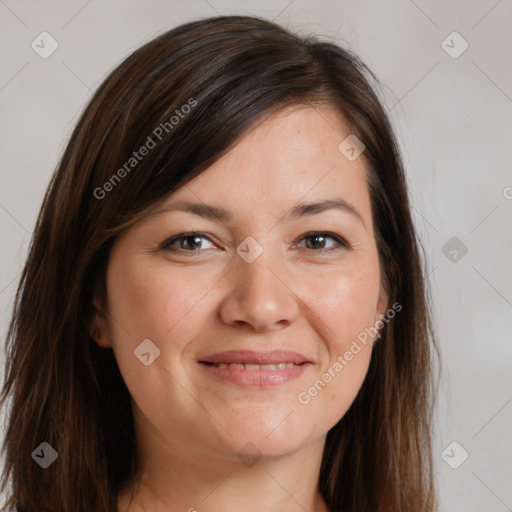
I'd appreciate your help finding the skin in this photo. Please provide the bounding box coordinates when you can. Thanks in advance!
[92,104,389,512]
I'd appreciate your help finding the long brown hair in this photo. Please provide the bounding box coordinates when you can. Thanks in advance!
[0,15,440,512]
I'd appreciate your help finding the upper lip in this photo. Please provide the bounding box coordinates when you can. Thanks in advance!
[199,350,311,365]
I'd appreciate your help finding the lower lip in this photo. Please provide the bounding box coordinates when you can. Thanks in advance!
[199,363,310,388]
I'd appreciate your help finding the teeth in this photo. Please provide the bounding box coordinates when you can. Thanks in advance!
[212,362,297,370]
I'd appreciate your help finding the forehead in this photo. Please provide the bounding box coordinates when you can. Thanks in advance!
[163,104,371,218]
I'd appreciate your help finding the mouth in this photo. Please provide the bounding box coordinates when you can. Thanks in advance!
[202,361,301,370]
[198,350,312,388]
[199,349,311,365]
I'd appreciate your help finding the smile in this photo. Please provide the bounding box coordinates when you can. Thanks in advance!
[207,362,299,370]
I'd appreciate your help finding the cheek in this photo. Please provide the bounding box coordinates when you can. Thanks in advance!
[106,258,221,371]
[297,258,379,418]
[307,258,381,351]
[106,260,218,425]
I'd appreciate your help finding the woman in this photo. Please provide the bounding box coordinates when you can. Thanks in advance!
[0,15,440,512]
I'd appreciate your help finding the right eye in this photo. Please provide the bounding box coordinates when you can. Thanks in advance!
[160,232,217,254]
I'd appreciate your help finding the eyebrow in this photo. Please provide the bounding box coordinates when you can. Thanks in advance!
[149,198,366,229]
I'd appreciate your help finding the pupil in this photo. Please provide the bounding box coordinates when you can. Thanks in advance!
[308,235,324,249]
[185,236,201,250]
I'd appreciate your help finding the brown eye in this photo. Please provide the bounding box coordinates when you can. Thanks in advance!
[295,232,348,252]
[160,231,349,256]
[162,232,216,252]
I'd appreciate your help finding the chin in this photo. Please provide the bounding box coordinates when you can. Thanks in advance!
[211,407,317,462]
[220,433,306,464]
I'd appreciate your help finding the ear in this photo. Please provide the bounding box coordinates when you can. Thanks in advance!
[89,297,113,349]
[374,280,390,339]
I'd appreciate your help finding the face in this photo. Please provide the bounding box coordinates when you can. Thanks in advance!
[94,104,388,463]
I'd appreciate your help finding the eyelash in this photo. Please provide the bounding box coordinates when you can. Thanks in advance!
[160,231,349,255]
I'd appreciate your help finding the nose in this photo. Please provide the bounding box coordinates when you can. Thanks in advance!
[218,249,300,333]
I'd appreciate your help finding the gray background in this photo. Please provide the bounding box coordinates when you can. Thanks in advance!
[1,1,511,510]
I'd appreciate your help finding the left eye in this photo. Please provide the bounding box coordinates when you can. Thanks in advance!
[294,232,348,252]
[161,231,348,254]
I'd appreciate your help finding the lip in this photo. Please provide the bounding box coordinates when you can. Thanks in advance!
[200,363,309,388]
[198,350,312,389]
